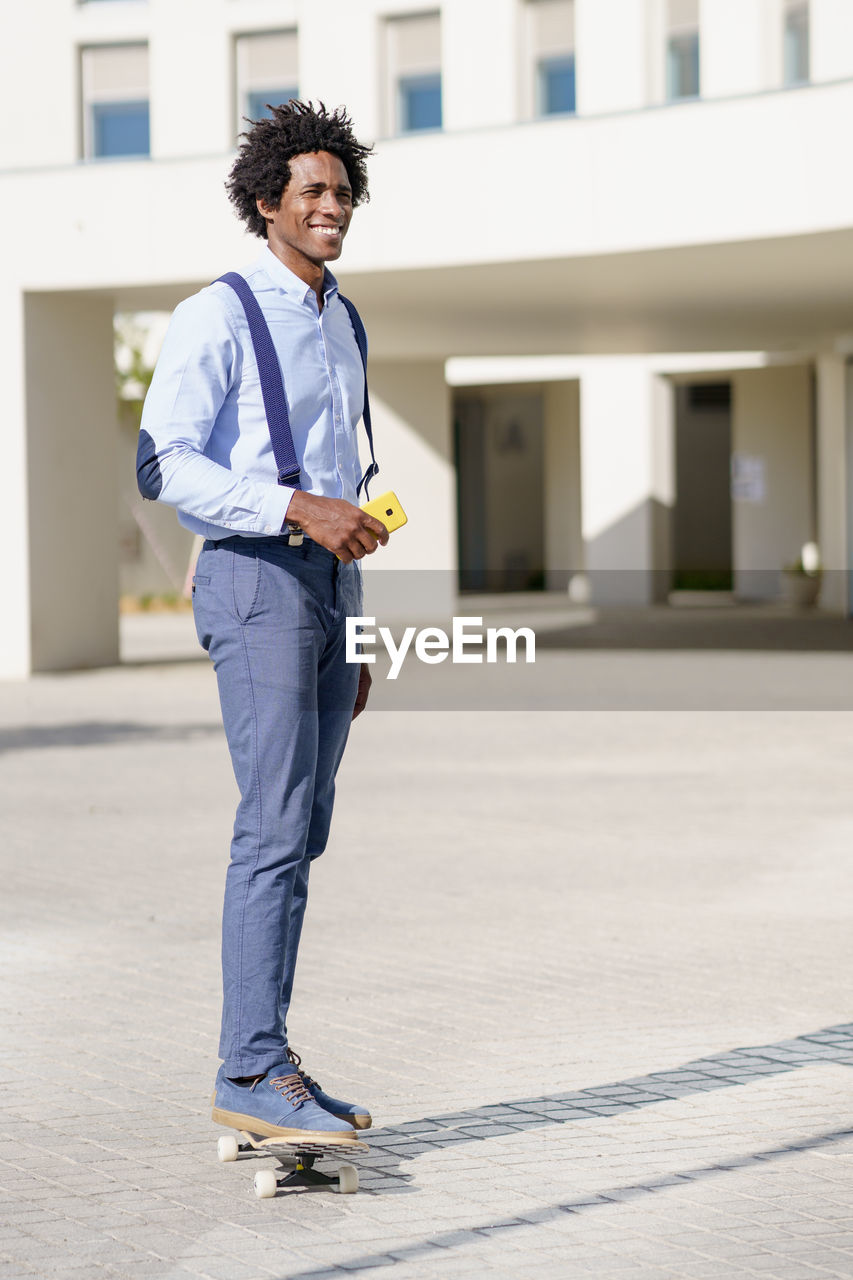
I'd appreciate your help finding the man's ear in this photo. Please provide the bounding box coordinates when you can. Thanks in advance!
[256,197,277,222]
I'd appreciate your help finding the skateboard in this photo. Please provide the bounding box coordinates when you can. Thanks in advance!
[216,1129,369,1198]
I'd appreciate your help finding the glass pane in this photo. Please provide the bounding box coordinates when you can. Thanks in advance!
[784,7,809,84]
[666,31,700,100]
[399,74,442,132]
[92,100,149,157]
[537,54,576,115]
[245,88,298,120]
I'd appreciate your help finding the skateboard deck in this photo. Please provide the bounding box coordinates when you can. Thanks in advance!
[217,1128,369,1198]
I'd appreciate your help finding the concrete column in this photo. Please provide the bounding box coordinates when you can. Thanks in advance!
[579,360,674,605]
[543,380,582,591]
[359,360,456,621]
[0,290,32,679]
[815,354,848,613]
[730,365,812,601]
[24,292,120,672]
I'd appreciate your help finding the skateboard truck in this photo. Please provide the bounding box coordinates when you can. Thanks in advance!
[255,1152,357,1198]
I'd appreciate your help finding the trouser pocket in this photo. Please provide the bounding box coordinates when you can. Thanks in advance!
[232,546,262,623]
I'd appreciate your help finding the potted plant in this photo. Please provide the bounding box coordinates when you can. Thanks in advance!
[781,542,822,608]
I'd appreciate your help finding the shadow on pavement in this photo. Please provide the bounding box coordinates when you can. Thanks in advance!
[284,1123,853,1279]
[0,721,220,754]
[280,1022,853,1277]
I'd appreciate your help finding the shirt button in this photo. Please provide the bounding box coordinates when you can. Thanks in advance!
[264,525,273,533]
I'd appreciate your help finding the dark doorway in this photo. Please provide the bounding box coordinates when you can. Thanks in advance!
[673,382,733,591]
[454,389,545,592]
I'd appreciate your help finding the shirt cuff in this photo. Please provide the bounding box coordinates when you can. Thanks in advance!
[256,484,295,536]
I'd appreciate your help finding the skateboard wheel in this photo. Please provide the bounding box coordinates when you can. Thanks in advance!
[254,1170,278,1199]
[336,1164,358,1194]
[217,1135,240,1163]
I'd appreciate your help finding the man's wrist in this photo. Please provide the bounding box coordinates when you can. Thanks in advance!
[284,490,321,528]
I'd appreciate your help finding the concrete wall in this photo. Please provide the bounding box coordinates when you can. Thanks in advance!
[702,0,771,98]
[1,291,31,679]
[4,0,846,176]
[359,359,456,621]
[580,361,675,605]
[454,386,547,592]
[482,390,544,591]
[731,364,813,600]
[1,2,853,321]
[575,0,649,114]
[117,401,196,599]
[811,0,853,83]
[24,292,119,671]
[815,353,847,611]
[543,380,583,591]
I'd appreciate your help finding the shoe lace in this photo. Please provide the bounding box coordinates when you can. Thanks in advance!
[287,1047,319,1091]
[256,1071,313,1108]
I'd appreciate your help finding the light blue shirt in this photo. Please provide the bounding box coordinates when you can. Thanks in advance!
[139,247,365,540]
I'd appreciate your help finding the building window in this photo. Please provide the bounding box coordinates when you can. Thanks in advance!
[384,12,442,134]
[235,30,298,128]
[665,0,700,101]
[526,0,576,117]
[783,1,810,85]
[81,44,149,158]
[398,72,442,131]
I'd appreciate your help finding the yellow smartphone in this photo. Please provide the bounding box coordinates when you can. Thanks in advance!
[360,490,408,537]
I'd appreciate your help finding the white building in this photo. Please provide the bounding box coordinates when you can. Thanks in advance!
[2,0,853,675]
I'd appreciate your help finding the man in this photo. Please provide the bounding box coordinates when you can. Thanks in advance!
[137,102,386,1143]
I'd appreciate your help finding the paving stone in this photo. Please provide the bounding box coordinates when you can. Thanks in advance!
[5,648,853,1277]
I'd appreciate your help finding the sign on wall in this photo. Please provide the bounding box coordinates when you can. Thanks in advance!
[731,452,766,504]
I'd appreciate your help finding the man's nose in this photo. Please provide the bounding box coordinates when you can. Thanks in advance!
[318,190,344,220]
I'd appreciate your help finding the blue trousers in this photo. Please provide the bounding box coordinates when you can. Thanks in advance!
[192,536,361,1078]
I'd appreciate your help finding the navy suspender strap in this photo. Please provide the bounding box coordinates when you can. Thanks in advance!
[339,294,380,499]
[215,273,379,501]
[216,272,301,488]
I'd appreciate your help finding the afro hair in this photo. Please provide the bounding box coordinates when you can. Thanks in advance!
[226,99,372,239]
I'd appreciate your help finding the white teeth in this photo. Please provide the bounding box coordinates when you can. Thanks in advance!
[311,226,340,236]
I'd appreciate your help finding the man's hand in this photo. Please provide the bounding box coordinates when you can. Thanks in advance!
[352,666,372,719]
[285,491,389,562]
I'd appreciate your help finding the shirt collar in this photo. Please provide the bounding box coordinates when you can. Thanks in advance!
[257,246,340,306]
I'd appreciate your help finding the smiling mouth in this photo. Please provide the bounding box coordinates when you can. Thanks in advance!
[309,225,342,238]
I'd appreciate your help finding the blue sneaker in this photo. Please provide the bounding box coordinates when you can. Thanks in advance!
[212,1065,358,1143]
[287,1049,372,1131]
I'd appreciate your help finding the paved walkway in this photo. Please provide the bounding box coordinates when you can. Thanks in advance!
[2,610,853,1279]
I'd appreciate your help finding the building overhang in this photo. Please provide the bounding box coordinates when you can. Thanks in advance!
[5,78,853,359]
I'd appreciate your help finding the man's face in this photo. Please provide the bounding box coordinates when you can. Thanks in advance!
[258,151,354,274]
